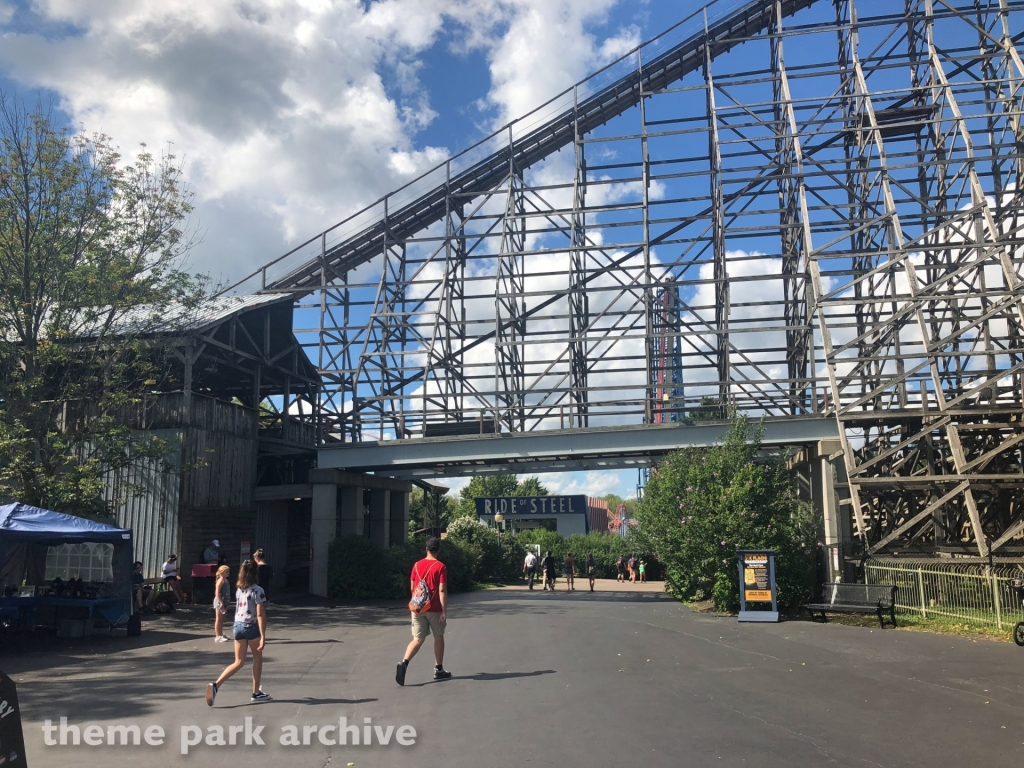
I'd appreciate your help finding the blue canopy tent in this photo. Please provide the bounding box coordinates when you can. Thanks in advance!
[0,504,133,628]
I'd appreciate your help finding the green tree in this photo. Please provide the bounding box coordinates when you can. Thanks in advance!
[407,488,455,537]
[514,476,548,497]
[0,96,202,515]
[633,415,816,611]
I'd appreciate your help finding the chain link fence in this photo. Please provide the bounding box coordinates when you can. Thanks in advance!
[864,558,1024,630]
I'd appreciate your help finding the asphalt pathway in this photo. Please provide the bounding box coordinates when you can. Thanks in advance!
[6,581,1023,767]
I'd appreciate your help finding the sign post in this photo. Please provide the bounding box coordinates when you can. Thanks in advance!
[737,550,779,623]
[0,671,27,766]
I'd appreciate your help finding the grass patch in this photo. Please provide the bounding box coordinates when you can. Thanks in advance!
[471,582,508,591]
[826,611,1014,642]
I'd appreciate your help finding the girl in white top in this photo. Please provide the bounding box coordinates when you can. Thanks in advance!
[206,560,270,706]
[213,565,230,642]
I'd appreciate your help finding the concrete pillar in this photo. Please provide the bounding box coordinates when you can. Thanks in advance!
[338,484,365,537]
[815,440,845,582]
[310,483,338,597]
[369,488,391,548]
[390,491,409,546]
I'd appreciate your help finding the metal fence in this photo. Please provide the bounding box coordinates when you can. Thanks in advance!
[864,560,1024,631]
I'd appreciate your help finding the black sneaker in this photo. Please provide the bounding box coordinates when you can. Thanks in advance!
[433,667,452,680]
[250,689,272,703]
[206,683,218,707]
[396,661,407,686]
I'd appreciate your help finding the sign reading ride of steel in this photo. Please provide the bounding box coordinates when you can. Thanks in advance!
[474,496,588,517]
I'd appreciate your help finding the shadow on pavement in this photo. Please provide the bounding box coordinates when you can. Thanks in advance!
[215,697,379,710]
[403,670,556,688]
[275,697,378,705]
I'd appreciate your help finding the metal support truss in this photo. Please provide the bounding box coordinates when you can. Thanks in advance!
[229,0,1024,559]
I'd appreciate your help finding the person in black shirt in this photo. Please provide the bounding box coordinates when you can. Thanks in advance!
[253,549,273,602]
[131,562,144,610]
[540,551,557,592]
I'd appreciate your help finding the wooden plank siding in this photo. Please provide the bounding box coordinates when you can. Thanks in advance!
[175,398,259,593]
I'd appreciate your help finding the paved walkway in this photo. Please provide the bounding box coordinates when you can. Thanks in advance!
[507,576,666,592]
[6,584,1023,767]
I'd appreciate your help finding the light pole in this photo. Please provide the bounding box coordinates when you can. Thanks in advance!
[494,512,504,545]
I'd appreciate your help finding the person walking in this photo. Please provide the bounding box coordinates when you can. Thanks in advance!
[628,555,638,583]
[540,550,557,591]
[213,565,231,642]
[253,548,274,602]
[523,550,538,590]
[206,560,271,706]
[586,554,597,592]
[638,557,647,584]
[563,552,576,591]
[616,555,626,583]
[396,537,451,685]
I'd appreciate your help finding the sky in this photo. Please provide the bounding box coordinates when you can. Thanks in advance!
[0,0,715,500]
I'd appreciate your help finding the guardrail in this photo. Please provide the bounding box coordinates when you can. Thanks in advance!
[864,560,1024,630]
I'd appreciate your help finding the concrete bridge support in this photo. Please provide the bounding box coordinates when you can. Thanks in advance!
[308,469,412,597]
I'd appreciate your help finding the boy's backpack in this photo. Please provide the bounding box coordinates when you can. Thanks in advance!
[409,562,441,614]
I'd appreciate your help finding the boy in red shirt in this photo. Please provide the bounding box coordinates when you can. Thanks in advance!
[396,537,452,685]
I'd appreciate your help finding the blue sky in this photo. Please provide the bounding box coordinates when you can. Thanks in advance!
[0,0,757,500]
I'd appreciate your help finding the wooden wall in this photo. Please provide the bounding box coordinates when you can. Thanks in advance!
[176,405,259,592]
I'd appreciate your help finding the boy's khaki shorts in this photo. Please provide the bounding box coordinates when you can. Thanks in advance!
[411,611,445,640]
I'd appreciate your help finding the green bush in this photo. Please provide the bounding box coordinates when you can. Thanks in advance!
[633,415,816,612]
[327,534,387,599]
[498,536,526,582]
[437,539,476,592]
[445,516,512,582]
[327,535,481,600]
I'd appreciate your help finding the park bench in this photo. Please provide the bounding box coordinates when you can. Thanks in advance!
[806,583,898,628]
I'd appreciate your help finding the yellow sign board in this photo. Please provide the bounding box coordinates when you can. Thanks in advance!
[744,589,772,601]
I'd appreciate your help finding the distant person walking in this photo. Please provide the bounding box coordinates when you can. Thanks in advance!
[639,557,647,584]
[523,550,538,590]
[628,555,638,583]
[213,565,231,642]
[563,552,576,591]
[253,548,274,601]
[206,560,270,706]
[396,537,451,685]
[586,554,596,592]
[616,555,626,583]
[540,550,557,591]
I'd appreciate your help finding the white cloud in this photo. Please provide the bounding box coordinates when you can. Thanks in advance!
[0,0,638,284]
[456,0,638,127]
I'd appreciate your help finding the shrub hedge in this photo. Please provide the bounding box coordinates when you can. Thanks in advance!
[327,535,478,600]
